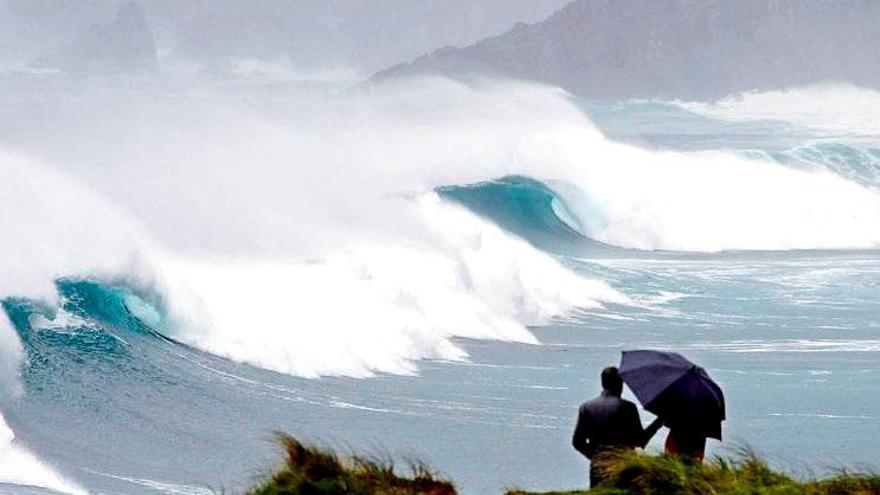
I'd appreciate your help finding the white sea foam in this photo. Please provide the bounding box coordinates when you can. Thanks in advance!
[768,413,876,421]
[0,155,131,494]
[0,79,626,380]
[87,471,213,495]
[3,76,880,388]
[680,339,880,353]
[677,84,880,136]
[0,149,158,393]
[0,413,88,495]
[159,195,626,378]
[0,151,155,303]
[0,313,22,400]
[545,129,880,252]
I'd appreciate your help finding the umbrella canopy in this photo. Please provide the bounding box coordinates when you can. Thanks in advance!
[619,350,725,440]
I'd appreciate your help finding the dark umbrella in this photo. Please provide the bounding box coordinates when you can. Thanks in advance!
[619,350,725,440]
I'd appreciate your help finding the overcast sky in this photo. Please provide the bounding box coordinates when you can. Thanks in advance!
[0,0,572,73]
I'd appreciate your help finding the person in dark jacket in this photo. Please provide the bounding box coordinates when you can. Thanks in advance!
[664,412,721,461]
[572,366,664,487]
[664,428,707,461]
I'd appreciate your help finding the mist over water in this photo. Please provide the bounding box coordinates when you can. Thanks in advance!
[5,78,880,383]
[678,84,880,137]
[0,78,631,380]
[2,65,880,493]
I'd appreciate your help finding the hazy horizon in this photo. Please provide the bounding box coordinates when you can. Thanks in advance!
[0,0,571,75]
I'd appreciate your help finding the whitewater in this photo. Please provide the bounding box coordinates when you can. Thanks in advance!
[1,75,879,494]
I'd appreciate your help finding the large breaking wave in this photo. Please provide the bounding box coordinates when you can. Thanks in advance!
[3,79,880,386]
[2,76,880,492]
[0,149,625,383]
[2,78,880,385]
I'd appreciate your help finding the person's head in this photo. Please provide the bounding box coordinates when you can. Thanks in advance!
[601,366,623,396]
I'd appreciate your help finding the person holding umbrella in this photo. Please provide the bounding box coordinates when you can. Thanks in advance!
[619,350,726,461]
[572,366,664,487]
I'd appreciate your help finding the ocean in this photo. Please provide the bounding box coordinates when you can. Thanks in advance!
[0,78,878,494]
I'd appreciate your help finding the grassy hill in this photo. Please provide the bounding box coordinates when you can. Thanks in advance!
[247,434,455,495]
[250,435,880,494]
[509,449,880,495]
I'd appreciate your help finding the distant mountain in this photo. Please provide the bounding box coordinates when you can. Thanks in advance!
[30,1,157,75]
[144,0,572,74]
[373,0,880,100]
[1,0,570,75]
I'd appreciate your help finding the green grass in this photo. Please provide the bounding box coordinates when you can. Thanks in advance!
[250,435,880,495]
[247,434,456,495]
[508,449,880,495]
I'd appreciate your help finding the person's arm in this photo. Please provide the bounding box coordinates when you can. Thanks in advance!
[641,416,664,447]
[626,403,663,448]
[572,408,594,459]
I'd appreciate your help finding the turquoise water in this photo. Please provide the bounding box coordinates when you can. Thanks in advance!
[2,99,880,494]
[5,250,879,494]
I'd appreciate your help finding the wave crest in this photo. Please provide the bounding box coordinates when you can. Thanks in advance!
[158,194,627,378]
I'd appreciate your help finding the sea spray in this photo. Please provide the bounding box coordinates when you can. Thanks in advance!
[0,412,89,495]
[546,139,880,251]
[0,311,23,399]
[158,194,627,378]
[677,84,880,136]
[0,150,158,303]
[1,312,85,494]
[1,75,879,494]
[4,77,880,383]
[0,78,632,380]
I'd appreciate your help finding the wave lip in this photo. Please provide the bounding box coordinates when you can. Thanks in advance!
[438,176,591,248]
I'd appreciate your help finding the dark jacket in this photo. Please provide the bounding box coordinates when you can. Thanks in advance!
[572,390,662,459]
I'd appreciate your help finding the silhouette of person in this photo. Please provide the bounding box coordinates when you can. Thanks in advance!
[572,366,663,488]
[664,428,707,461]
[658,403,721,462]
[663,408,721,462]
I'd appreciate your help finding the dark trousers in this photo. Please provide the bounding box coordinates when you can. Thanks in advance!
[589,462,604,488]
[665,430,707,461]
